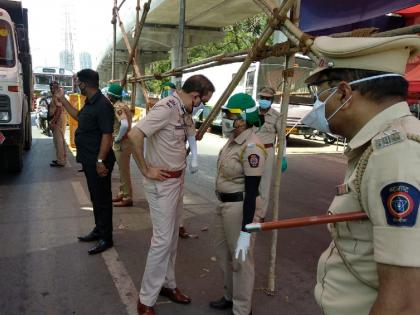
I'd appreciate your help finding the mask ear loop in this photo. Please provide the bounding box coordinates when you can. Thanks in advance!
[326,94,352,121]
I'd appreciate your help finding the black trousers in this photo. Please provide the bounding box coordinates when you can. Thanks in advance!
[82,162,114,242]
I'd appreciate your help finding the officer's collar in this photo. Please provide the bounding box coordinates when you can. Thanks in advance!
[233,127,254,145]
[347,101,412,152]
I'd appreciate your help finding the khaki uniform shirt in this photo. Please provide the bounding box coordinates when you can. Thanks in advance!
[256,108,282,145]
[135,92,188,171]
[216,128,266,193]
[315,102,420,315]
[112,100,132,150]
[49,96,67,125]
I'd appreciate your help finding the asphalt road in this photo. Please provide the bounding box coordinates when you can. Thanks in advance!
[0,121,346,315]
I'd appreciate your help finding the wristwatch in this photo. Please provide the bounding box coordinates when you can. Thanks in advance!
[97,159,103,163]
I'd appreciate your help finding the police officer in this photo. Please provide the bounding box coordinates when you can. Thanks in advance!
[107,83,133,207]
[210,93,266,315]
[129,74,214,315]
[255,87,287,221]
[300,35,420,314]
[49,81,68,167]
[160,81,198,238]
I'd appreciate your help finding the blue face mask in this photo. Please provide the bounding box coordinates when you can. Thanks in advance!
[302,73,404,134]
[258,99,272,109]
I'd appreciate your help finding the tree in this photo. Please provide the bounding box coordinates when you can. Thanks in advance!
[144,14,269,94]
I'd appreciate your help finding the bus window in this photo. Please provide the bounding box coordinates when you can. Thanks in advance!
[0,20,15,67]
[55,75,73,88]
[35,75,52,85]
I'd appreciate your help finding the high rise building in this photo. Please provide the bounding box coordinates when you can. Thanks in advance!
[59,10,75,71]
[60,50,74,71]
[79,52,92,69]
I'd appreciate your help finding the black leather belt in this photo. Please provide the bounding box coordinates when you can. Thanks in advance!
[215,191,244,202]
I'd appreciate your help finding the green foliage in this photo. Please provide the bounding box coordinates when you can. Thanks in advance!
[188,13,270,63]
[144,59,172,94]
[144,14,270,94]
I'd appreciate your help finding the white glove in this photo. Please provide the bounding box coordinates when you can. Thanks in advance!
[189,156,198,174]
[235,231,251,262]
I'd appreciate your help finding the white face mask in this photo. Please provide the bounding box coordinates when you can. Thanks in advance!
[222,118,236,137]
[301,73,404,134]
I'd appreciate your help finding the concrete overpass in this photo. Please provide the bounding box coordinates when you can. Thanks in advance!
[95,0,266,93]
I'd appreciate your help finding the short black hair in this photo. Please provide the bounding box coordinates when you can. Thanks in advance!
[319,69,408,103]
[182,74,215,97]
[77,69,99,89]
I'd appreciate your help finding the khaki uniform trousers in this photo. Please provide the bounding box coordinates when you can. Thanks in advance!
[113,139,132,199]
[140,175,184,306]
[52,115,67,165]
[257,146,275,219]
[214,200,255,315]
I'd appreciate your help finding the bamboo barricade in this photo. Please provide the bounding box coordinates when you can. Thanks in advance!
[121,0,152,88]
[246,211,369,232]
[195,0,297,140]
[116,8,150,106]
[265,0,302,295]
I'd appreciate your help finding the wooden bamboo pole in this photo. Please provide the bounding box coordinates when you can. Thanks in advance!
[372,24,420,37]
[111,0,117,80]
[195,0,297,140]
[116,9,150,105]
[121,0,152,88]
[117,12,141,77]
[266,0,300,294]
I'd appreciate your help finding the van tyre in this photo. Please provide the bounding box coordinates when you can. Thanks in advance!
[7,145,23,172]
[24,113,32,150]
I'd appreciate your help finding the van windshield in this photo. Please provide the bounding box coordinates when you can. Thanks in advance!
[0,20,15,67]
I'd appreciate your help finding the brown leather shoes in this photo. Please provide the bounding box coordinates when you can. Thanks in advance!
[159,287,191,304]
[137,299,155,315]
[113,199,133,207]
[179,226,189,239]
[112,195,123,202]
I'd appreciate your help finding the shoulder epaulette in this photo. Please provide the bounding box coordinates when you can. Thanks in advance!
[372,129,405,150]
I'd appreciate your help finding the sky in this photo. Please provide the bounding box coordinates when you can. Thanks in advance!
[22,0,114,70]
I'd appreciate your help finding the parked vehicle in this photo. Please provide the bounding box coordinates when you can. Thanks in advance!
[0,1,32,171]
[182,54,316,137]
[304,129,345,145]
[35,93,51,136]
[193,104,222,133]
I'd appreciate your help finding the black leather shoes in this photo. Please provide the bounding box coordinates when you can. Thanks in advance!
[88,239,113,255]
[209,296,233,310]
[77,231,100,242]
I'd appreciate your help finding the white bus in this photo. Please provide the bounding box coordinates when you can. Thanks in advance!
[183,55,317,137]
[33,67,75,94]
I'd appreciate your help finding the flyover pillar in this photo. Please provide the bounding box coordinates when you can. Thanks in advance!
[135,61,147,107]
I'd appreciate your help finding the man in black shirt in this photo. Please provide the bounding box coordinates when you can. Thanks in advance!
[53,69,115,255]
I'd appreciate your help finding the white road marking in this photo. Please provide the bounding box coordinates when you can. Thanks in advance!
[71,181,90,205]
[102,248,139,315]
[74,180,139,314]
